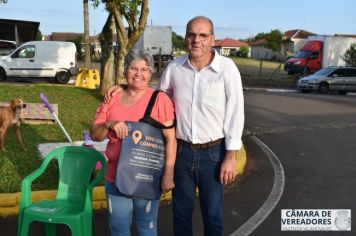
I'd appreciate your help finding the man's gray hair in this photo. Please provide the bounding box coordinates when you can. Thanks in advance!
[124,49,155,72]
[186,16,215,35]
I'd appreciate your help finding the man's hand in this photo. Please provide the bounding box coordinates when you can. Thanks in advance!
[220,150,237,185]
[161,174,175,193]
[104,85,123,103]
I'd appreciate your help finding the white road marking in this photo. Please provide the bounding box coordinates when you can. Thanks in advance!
[230,136,285,236]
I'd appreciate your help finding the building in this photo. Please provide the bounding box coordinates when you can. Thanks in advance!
[214,38,250,57]
[250,29,317,61]
[0,18,39,46]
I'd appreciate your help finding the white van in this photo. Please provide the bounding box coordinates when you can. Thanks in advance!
[0,41,78,84]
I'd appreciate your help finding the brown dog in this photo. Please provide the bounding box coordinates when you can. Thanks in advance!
[0,98,27,151]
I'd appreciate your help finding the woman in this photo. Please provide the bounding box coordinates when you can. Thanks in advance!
[90,49,176,236]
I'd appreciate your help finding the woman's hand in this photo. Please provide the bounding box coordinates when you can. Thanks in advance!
[106,121,128,139]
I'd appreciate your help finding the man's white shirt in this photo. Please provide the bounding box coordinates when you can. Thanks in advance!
[159,51,245,150]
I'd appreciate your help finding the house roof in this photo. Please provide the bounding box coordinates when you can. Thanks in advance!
[215,38,249,47]
[47,32,99,43]
[284,29,317,41]
[0,18,39,44]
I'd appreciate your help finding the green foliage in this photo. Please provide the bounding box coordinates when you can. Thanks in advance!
[249,29,283,52]
[72,35,84,59]
[172,31,185,51]
[254,32,269,41]
[35,29,42,41]
[342,43,356,66]
[265,29,283,52]
[0,0,8,4]
[0,85,102,193]
[236,46,249,58]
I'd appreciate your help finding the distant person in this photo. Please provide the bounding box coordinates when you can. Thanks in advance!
[91,49,176,236]
[285,49,293,59]
[105,16,245,236]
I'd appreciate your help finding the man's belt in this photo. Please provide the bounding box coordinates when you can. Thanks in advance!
[178,138,224,149]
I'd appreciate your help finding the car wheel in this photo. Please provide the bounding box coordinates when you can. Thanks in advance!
[55,71,70,84]
[338,91,348,95]
[318,83,329,94]
[0,68,7,81]
[287,71,294,75]
[301,90,311,93]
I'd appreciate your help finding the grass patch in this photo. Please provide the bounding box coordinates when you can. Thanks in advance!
[0,84,102,193]
[231,57,299,88]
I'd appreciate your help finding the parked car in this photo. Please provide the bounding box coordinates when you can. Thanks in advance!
[0,40,16,56]
[297,66,356,94]
[0,41,78,84]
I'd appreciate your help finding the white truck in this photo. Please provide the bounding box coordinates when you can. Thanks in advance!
[0,41,78,84]
[285,35,356,75]
[133,26,174,64]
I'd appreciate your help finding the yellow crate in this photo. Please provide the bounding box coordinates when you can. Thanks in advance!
[75,68,100,89]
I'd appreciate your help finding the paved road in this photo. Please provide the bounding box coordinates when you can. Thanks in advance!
[244,90,356,235]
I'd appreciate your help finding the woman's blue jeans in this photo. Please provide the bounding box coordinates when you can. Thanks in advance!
[105,181,160,236]
[172,141,226,236]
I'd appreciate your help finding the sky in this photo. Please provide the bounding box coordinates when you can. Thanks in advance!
[1,0,356,40]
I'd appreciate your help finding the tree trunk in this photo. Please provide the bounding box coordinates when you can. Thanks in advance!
[115,50,126,84]
[99,14,115,95]
[83,0,91,68]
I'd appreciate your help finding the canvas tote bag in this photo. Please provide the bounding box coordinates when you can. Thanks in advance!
[115,91,174,199]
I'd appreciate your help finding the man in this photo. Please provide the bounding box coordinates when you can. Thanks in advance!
[106,16,244,236]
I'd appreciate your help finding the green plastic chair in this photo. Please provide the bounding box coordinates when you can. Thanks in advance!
[18,146,106,236]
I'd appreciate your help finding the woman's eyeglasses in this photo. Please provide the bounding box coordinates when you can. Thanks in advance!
[128,66,151,74]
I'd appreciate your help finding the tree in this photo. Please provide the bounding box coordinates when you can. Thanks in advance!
[265,29,283,52]
[254,32,268,41]
[93,0,149,94]
[35,29,42,41]
[73,35,84,59]
[172,31,185,51]
[343,43,356,66]
[0,0,8,3]
[235,46,249,58]
[99,14,116,94]
[84,0,91,68]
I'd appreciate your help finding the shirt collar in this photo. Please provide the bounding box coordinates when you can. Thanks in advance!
[179,49,221,73]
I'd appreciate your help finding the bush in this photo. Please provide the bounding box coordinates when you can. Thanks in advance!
[235,46,249,58]
[343,43,356,66]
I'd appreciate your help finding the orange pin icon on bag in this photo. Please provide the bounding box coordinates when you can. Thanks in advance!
[132,130,142,144]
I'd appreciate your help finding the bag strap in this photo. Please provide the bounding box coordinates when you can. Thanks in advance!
[139,90,175,129]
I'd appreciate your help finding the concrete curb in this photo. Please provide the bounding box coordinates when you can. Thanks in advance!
[0,146,247,217]
[243,87,298,93]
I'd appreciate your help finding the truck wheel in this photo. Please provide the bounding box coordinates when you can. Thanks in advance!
[0,68,7,81]
[55,71,70,84]
[318,83,329,94]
